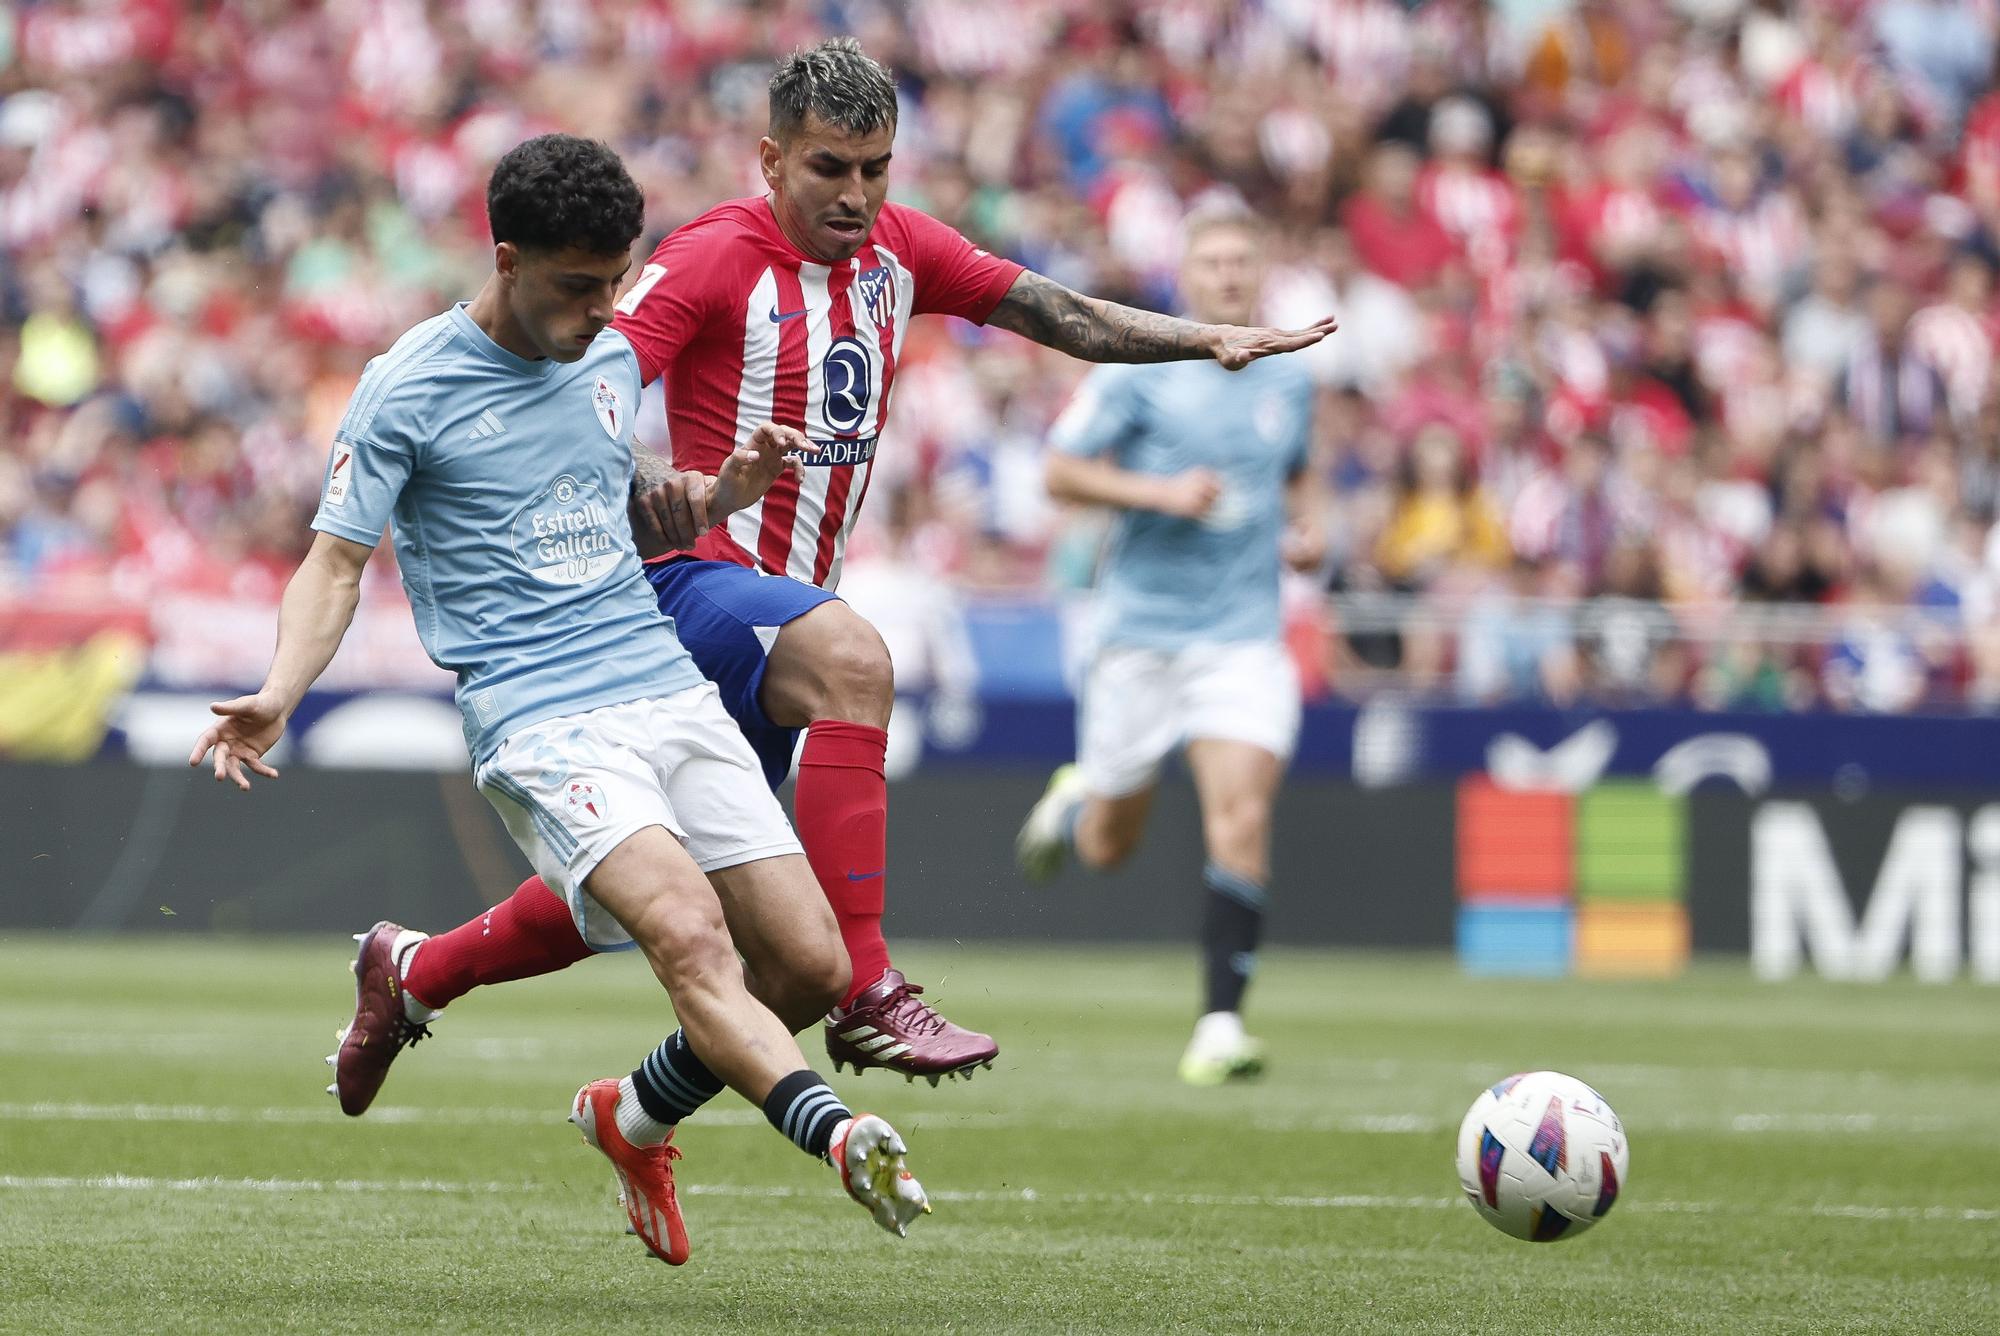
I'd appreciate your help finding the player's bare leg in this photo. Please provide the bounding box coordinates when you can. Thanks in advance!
[1074,787,1154,870]
[571,828,928,1260]
[1179,738,1283,1086]
[586,831,829,1099]
[708,854,851,1029]
[328,868,847,1116]
[1016,770,1153,881]
[763,601,998,1082]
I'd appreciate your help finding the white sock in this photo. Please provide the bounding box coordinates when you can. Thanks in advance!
[615,1075,673,1146]
[1191,1010,1245,1049]
[393,933,441,1023]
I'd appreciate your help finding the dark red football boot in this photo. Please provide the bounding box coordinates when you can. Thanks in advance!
[325,921,433,1116]
[823,969,998,1084]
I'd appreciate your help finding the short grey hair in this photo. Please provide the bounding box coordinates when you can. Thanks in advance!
[769,37,898,143]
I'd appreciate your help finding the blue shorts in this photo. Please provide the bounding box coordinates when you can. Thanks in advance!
[643,558,840,788]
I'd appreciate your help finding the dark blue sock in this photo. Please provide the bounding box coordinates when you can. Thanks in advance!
[1201,862,1266,1015]
[761,1069,851,1159]
[630,1029,725,1126]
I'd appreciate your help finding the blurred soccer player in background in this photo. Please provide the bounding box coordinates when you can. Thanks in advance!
[1016,207,1325,1086]
[351,38,1335,1091]
[191,134,929,1265]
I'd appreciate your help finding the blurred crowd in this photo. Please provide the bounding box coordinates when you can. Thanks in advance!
[8,0,2000,711]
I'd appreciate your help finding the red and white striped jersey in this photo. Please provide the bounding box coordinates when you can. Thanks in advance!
[1416,162,1519,272]
[1693,192,1808,311]
[1908,301,1995,419]
[613,197,1023,589]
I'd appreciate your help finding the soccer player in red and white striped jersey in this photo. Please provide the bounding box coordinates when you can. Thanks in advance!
[343,37,1335,1099]
[611,191,1019,589]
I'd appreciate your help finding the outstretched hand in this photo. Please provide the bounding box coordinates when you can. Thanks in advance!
[713,422,812,517]
[629,425,813,557]
[188,691,287,791]
[1213,315,1339,371]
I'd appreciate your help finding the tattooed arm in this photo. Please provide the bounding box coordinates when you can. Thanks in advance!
[630,444,676,498]
[986,270,1337,369]
[628,441,703,558]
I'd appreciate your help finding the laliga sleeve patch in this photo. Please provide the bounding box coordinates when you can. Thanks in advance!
[324,446,353,506]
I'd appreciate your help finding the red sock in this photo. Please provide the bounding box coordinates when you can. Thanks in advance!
[401,877,593,1009]
[794,719,894,1007]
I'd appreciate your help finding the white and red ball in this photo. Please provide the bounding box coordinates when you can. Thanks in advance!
[1455,1070,1629,1242]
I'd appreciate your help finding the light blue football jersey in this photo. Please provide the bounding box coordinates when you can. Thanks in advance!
[1051,357,1315,648]
[311,303,704,764]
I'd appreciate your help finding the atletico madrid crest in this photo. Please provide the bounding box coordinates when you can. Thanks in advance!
[856,266,895,326]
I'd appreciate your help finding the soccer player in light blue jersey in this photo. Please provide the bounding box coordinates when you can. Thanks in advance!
[188,135,929,1264]
[1016,206,1327,1086]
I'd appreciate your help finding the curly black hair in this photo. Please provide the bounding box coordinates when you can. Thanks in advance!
[485,134,643,258]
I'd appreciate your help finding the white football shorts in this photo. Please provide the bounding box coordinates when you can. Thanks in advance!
[476,683,802,950]
[1077,638,1301,798]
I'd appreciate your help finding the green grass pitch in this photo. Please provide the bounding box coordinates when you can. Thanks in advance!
[1,935,1994,1334]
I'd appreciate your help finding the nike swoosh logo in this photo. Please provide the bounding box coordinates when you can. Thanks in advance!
[846,869,883,881]
[769,306,808,323]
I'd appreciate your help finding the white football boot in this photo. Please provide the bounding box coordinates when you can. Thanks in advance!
[1015,763,1087,883]
[829,1114,931,1237]
[1178,1011,1266,1086]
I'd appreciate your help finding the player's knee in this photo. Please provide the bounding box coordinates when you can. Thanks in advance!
[814,623,893,719]
[799,939,850,1015]
[639,919,740,1001]
[1204,798,1271,866]
[757,938,848,1026]
[1078,818,1141,870]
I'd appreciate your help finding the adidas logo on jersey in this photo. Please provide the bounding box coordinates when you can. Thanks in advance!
[467,409,506,440]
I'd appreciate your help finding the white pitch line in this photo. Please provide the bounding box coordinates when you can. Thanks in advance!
[0,1175,1991,1224]
[0,1101,1975,1136]
[4,1037,1994,1095]
[0,1034,551,1061]
[1246,1112,1968,1136]
[0,1174,519,1195]
[0,1102,764,1128]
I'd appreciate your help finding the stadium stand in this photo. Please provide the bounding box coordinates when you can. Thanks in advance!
[7,0,2000,710]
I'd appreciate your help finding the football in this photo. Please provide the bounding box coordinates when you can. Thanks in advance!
[1455,1070,1629,1242]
